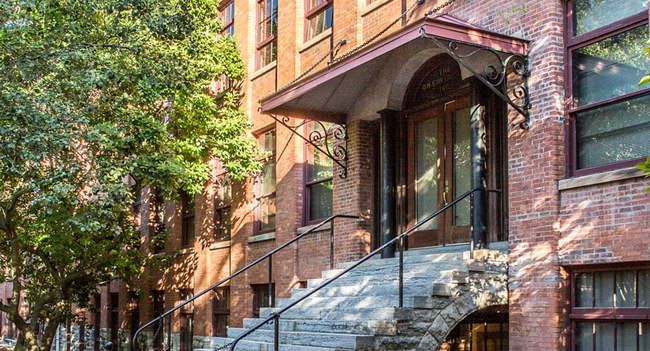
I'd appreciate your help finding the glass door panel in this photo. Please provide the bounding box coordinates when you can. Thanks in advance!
[452,107,472,226]
[416,117,439,231]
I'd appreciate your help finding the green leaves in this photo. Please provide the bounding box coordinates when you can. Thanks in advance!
[0,0,259,349]
[638,156,650,193]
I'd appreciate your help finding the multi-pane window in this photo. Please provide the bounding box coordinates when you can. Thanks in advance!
[181,192,195,248]
[220,1,235,37]
[252,284,275,318]
[179,290,194,351]
[133,191,142,231]
[152,291,165,351]
[256,129,276,233]
[93,295,101,351]
[128,292,139,350]
[570,267,650,351]
[306,0,333,40]
[109,293,119,351]
[215,175,232,242]
[212,288,230,337]
[304,122,333,224]
[152,189,165,253]
[257,0,277,68]
[566,0,649,175]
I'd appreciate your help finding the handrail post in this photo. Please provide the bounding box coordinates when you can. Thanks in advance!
[330,219,335,269]
[398,236,404,308]
[268,255,273,307]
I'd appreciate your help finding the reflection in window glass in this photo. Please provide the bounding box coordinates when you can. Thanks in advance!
[617,323,638,351]
[576,272,593,308]
[595,323,615,350]
[594,271,614,308]
[453,108,471,227]
[641,323,650,350]
[572,0,646,37]
[639,270,650,307]
[572,25,649,108]
[416,118,438,230]
[575,322,593,351]
[308,6,333,39]
[576,93,650,169]
[616,270,636,308]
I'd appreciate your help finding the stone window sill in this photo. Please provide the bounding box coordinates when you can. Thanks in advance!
[558,166,645,191]
[296,221,332,235]
[178,247,193,255]
[251,61,277,81]
[209,241,232,250]
[248,232,276,243]
[361,0,393,17]
[299,28,333,53]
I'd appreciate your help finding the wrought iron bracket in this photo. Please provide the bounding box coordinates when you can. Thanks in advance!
[421,29,531,130]
[266,113,349,178]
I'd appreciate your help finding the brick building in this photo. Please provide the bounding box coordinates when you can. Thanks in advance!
[2,0,649,350]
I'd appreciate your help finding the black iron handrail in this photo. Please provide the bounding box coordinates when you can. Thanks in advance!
[132,214,360,351]
[230,187,502,351]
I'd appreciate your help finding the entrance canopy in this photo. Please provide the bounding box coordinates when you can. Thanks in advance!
[259,15,529,125]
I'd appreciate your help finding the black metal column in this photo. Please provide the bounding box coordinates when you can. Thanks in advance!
[470,86,488,250]
[379,109,398,258]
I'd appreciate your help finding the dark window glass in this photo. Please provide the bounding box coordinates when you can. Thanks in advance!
[93,295,101,351]
[215,175,232,242]
[213,288,230,337]
[153,189,166,253]
[257,0,277,68]
[221,1,235,36]
[181,192,195,247]
[252,284,275,318]
[110,293,119,351]
[576,93,650,169]
[129,292,139,350]
[152,292,165,351]
[305,122,334,223]
[179,290,193,351]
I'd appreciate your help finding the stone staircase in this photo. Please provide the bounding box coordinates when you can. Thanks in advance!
[205,243,508,351]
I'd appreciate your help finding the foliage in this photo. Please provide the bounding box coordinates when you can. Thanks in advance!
[0,0,260,350]
[638,157,650,193]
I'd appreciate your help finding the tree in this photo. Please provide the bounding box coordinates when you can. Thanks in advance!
[0,1,261,350]
[639,44,650,191]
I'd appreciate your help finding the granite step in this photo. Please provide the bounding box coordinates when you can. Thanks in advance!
[242,318,381,335]
[274,294,444,310]
[227,328,375,349]
[205,339,342,351]
[308,267,459,289]
[259,307,406,321]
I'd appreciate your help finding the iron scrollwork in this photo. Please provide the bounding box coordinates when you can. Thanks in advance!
[422,30,531,130]
[267,114,349,178]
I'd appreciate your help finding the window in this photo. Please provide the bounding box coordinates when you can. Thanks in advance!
[220,1,235,37]
[305,0,333,40]
[304,122,333,225]
[93,295,101,351]
[566,0,649,176]
[179,290,194,351]
[152,291,165,351]
[257,0,277,68]
[128,292,139,351]
[109,293,119,351]
[212,288,230,337]
[152,189,165,253]
[570,267,650,351]
[133,191,142,231]
[79,324,85,351]
[181,192,195,248]
[256,129,276,234]
[215,175,232,242]
[252,284,275,318]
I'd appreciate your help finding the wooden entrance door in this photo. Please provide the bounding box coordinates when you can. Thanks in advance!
[407,95,472,248]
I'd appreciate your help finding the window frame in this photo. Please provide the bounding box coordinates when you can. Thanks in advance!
[152,189,166,253]
[256,0,278,69]
[567,264,650,351]
[220,0,235,37]
[109,293,119,351]
[304,0,333,42]
[254,127,277,235]
[564,2,650,177]
[179,290,194,351]
[252,284,275,318]
[181,191,195,248]
[152,291,165,351]
[214,174,232,242]
[302,123,334,226]
[212,287,230,337]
